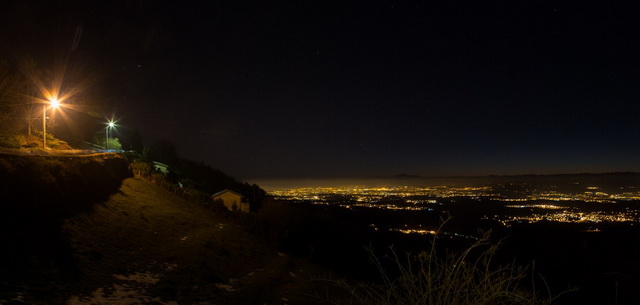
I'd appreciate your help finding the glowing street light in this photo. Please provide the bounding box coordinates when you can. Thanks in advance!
[105,120,115,150]
[42,98,60,149]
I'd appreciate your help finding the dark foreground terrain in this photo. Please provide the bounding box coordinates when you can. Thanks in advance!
[4,153,636,304]
[0,152,332,304]
[1,177,331,304]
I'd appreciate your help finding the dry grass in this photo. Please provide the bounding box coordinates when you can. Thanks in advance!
[0,152,335,304]
[52,178,326,304]
[322,227,571,305]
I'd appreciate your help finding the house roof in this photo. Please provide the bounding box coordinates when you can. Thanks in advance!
[152,161,169,167]
[211,189,243,198]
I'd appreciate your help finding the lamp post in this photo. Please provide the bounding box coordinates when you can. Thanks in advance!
[106,121,115,150]
[43,99,60,149]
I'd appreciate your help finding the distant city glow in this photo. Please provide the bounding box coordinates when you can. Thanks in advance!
[489,210,638,226]
[270,185,640,205]
[271,184,640,232]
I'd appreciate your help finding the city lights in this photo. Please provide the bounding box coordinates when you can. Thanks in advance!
[271,183,640,233]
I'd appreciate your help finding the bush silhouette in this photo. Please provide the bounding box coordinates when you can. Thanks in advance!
[325,227,570,305]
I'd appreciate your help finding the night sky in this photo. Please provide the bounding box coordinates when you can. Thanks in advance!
[2,1,639,179]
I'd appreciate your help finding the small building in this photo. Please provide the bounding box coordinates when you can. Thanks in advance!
[211,189,250,212]
[152,161,169,175]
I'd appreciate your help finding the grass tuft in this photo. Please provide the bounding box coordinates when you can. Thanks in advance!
[323,222,572,305]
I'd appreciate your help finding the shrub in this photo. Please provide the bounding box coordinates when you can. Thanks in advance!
[130,161,154,176]
[0,133,23,148]
[324,228,570,305]
[47,137,68,148]
[30,147,47,154]
[31,130,68,148]
[211,198,230,214]
[105,137,122,150]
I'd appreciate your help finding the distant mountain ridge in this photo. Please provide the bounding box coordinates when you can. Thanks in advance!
[380,172,639,179]
[435,172,640,179]
[393,173,423,178]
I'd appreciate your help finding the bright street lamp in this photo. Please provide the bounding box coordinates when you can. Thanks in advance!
[42,99,60,149]
[106,120,115,150]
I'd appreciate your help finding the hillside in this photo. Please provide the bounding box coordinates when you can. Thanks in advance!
[0,176,329,304]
